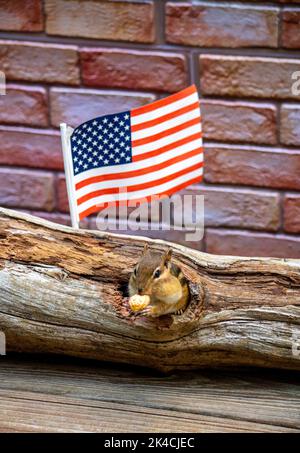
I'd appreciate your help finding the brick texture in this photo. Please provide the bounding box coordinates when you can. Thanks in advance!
[56,174,69,213]
[166,2,278,48]
[181,185,280,231]
[50,88,156,128]
[280,104,300,146]
[45,0,155,43]
[0,41,79,85]
[202,100,277,145]
[282,9,300,48]
[0,0,43,32]
[0,85,48,127]
[0,126,62,170]
[0,168,54,211]
[89,217,205,250]
[0,1,299,259]
[283,194,300,233]
[204,144,300,190]
[200,55,300,100]
[80,49,187,93]
[206,229,300,259]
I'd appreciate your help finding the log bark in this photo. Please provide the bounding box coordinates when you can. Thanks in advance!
[0,207,300,372]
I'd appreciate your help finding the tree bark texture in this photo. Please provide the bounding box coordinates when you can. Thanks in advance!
[0,207,299,371]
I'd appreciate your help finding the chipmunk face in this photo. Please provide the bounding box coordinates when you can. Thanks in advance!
[129,244,182,304]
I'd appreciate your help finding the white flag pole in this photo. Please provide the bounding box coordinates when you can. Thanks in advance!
[60,123,79,229]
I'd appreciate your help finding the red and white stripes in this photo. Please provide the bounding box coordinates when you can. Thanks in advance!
[74,85,203,220]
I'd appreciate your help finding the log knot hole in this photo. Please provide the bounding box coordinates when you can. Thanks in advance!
[117,273,205,328]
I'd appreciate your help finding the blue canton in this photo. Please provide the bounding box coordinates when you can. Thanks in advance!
[70,111,132,176]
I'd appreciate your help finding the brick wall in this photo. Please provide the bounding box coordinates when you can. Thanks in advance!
[0,0,300,258]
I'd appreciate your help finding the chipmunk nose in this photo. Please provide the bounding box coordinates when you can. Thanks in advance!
[138,288,143,295]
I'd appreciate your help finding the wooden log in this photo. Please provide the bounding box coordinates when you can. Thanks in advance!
[0,207,299,372]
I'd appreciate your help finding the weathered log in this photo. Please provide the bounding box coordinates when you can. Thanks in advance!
[0,207,299,372]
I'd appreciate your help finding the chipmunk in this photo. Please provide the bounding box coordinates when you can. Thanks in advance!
[128,244,190,317]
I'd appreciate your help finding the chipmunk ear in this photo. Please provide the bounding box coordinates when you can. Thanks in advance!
[162,247,172,267]
[142,243,149,256]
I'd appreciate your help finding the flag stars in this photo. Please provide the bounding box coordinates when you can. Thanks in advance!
[71,110,131,175]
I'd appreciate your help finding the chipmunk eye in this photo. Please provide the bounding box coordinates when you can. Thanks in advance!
[154,269,161,279]
[133,267,137,277]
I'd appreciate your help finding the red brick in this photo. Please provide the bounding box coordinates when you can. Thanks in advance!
[89,217,204,250]
[282,9,300,48]
[280,104,300,146]
[50,88,156,128]
[200,55,300,100]
[0,85,48,127]
[204,144,300,190]
[206,229,300,259]
[180,185,280,232]
[166,2,278,48]
[22,210,89,229]
[202,100,277,145]
[45,0,154,43]
[0,168,54,211]
[283,194,300,233]
[80,48,187,93]
[0,40,79,85]
[0,0,43,32]
[22,210,71,226]
[57,174,69,213]
[0,126,63,171]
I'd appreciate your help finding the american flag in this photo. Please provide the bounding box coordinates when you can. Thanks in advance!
[69,85,203,221]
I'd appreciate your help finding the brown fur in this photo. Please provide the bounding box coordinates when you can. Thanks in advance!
[128,245,190,317]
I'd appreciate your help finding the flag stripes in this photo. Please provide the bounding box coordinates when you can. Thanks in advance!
[71,85,203,221]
